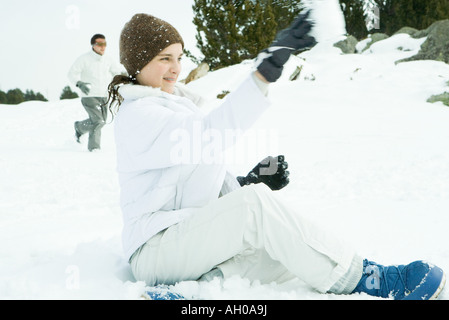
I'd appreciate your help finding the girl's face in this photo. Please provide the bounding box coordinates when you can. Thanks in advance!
[136,43,183,94]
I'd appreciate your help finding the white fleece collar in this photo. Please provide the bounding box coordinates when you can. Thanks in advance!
[118,84,166,101]
[118,83,203,115]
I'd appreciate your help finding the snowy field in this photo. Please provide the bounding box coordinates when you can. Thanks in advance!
[1,30,449,300]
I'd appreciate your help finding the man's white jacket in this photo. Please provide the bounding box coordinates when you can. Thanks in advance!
[114,76,271,260]
[68,50,125,97]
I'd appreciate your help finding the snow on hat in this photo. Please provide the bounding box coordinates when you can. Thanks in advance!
[119,13,184,78]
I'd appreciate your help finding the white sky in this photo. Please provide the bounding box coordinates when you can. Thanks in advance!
[0,0,198,100]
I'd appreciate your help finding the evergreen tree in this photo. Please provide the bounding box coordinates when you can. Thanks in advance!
[396,0,426,30]
[34,92,47,102]
[423,0,449,28]
[24,89,37,101]
[0,88,48,104]
[24,89,47,102]
[6,89,24,105]
[192,0,301,70]
[374,0,449,35]
[340,0,368,40]
[271,0,303,30]
[0,90,7,104]
[60,86,79,100]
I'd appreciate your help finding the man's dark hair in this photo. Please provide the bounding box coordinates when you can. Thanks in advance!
[91,34,106,45]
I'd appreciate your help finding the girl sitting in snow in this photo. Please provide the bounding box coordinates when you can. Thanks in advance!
[107,12,445,300]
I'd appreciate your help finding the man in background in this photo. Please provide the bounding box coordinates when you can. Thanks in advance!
[68,34,125,152]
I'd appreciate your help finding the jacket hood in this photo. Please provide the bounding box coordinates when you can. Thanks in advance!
[118,83,165,101]
[118,83,207,110]
[117,83,206,116]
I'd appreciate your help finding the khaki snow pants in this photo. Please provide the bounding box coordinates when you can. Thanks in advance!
[130,183,363,294]
[75,97,108,151]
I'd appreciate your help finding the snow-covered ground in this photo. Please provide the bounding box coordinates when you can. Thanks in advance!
[1,27,449,300]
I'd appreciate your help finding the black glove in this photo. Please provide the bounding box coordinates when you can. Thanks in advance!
[237,155,290,191]
[256,11,317,82]
[76,81,91,95]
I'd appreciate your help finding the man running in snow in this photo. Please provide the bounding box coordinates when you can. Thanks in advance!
[68,34,125,152]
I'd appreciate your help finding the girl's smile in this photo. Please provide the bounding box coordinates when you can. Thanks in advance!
[136,43,183,94]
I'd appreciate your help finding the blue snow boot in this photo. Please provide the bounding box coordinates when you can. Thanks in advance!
[142,285,185,300]
[352,259,446,300]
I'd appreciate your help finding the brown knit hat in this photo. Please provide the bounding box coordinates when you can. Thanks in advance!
[119,13,184,77]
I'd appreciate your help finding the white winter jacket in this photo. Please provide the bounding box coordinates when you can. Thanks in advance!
[114,75,271,260]
[68,50,125,97]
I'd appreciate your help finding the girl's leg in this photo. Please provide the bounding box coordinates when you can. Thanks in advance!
[130,183,362,294]
[215,247,362,295]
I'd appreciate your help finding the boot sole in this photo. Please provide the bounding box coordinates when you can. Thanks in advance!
[404,265,446,300]
[429,271,446,300]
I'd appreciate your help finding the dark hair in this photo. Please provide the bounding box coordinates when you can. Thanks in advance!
[106,74,138,119]
[91,34,105,45]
